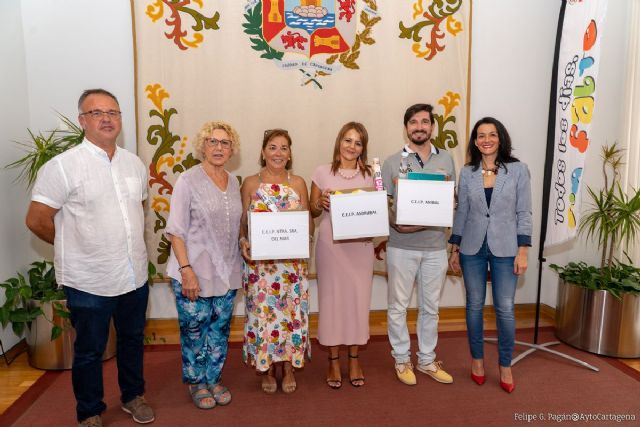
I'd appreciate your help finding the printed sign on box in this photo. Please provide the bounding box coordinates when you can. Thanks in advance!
[249,211,309,260]
[396,180,455,227]
[329,189,389,240]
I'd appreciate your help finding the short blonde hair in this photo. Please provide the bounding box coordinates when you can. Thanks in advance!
[193,121,240,160]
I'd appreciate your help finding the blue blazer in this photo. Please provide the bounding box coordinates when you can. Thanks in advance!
[451,161,532,257]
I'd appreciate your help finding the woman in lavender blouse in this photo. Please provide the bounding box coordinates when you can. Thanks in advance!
[165,121,242,409]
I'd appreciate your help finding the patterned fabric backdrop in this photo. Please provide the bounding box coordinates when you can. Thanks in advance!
[132,0,471,276]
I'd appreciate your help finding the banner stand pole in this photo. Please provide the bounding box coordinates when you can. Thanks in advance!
[484,0,598,373]
[484,337,599,372]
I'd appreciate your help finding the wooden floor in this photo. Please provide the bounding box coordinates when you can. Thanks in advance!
[1,304,639,415]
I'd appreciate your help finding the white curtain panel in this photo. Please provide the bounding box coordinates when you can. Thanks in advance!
[622,0,640,264]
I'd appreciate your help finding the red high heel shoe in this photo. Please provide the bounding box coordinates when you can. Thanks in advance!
[499,365,515,393]
[500,380,515,393]
[471,372,486,385]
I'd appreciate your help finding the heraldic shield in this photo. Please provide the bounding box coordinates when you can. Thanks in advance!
[262,0,357,58]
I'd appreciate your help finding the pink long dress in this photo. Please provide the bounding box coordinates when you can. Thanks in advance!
[312,164,374,346]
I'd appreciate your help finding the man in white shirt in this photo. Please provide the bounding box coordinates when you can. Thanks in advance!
[26,89,154,427]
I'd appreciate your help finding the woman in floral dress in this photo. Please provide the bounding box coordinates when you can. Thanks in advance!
[239,129,313,394]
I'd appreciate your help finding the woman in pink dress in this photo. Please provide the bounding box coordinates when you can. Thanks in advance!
[310,122,375,389]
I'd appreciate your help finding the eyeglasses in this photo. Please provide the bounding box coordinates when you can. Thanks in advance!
[204,137,232,149]
[264,129,289,137]
[80,110,122,120]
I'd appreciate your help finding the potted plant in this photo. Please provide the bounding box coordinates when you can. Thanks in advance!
[6,114,84,186]
[550,143,640,358]
[0,115,118,369]
[0,260,67,340]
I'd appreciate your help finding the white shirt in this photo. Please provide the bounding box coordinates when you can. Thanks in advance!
[31,139,148,296]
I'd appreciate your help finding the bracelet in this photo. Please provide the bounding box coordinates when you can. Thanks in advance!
[451,248,460,253]
[178,264,191,272]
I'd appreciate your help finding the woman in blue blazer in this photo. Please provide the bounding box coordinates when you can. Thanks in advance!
[448,117,532,393]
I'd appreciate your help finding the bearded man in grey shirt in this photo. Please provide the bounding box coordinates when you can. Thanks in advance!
[381,103,456,386]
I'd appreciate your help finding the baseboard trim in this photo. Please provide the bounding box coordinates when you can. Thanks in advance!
[144,303,556,345]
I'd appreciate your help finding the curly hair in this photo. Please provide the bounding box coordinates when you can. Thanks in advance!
[193,121,240,160]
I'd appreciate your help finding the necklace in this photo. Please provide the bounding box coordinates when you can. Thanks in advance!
[337,168,359,180]
[481,162,498,176]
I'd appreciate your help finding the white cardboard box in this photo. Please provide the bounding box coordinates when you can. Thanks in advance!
[396,180,455,227]
[249,211,310,260]
[329,190,389,240]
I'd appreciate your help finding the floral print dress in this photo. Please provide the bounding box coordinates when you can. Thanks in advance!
[243,182,310,372]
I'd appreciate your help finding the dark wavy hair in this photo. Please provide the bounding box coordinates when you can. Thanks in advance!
[467,117,519,171]
[403,103,434,126]
[330,122,372,177]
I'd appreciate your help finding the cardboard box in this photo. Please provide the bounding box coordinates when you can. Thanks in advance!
[329,188,389,240]
[249,211,310,260]
[396,180,455,227]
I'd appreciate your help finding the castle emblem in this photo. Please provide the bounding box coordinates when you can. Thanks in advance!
[262,0,356,58]
[244,0,380,88]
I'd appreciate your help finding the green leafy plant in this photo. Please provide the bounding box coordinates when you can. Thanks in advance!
[0,261,69,340]
[1,114,82,341]
[550,143,640,297]
[550,259,640,298]
[5,114,84,187]
[579,144,640,268]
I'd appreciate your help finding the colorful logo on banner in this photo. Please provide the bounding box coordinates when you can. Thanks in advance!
[555,20,598,230]
[546,0,607,248]
[145,0,220,50]
[398,0,464,61]
[243,0,380,88]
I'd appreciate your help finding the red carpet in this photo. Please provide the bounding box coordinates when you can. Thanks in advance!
[4,329,639,426]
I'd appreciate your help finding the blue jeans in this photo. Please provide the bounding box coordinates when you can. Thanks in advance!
[64,284,149,422]
[459,240,517,367]
[171,279,237,385]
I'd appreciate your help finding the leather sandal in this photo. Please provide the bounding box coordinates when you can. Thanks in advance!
[326,356,342,389]
[282,362,297,394]
[189,384,216,409]
[348,354,365,387]
[262,366,277,394]
[209,383,232,406]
